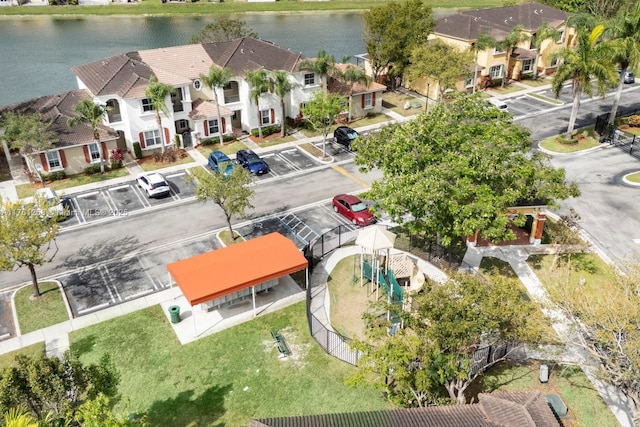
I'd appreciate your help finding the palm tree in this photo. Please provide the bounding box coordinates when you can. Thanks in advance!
[67,98,110,174]
[470,32,496,94]
[552,25,616,140]
[299,49,337,90]
[495,26,530,87]
[339,65,371,122]
[145,75,174,154]
[269,70,299,137]
[605,2,640,125]
[3,407,38,427]
[245,69,270,140]
[532,22,561,81]
[200,65,233,146]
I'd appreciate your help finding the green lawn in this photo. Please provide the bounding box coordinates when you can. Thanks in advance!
[487,83,523,95]
[196,140,248,158]
[70,303,392,426]
[518,77,552,88]
[139,155,195,172]
[0,0,504,16]
[625,171,640,182]
[539,127,601,153]
[15,168,130,199]
[0,344,46,368]
[14,281,70,334]
[382,92,425,117]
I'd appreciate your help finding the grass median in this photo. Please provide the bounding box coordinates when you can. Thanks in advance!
[15,281,69,334]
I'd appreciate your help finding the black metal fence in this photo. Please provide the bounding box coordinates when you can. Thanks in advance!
[303,224,509,370]
[594,111,640,160]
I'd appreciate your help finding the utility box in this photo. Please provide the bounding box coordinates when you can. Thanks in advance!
[539,363,549,383]
[546,394,568,418]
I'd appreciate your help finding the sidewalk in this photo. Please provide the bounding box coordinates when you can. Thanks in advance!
[461,245,635,427]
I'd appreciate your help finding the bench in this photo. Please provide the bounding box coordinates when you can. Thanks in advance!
[270,330,290,356]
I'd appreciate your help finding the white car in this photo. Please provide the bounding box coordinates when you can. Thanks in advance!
[136,172,171,198]
[19,187,72,221]
[487,98,508,110]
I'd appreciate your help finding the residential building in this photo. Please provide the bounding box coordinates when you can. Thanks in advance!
[71,37,320,155]
[0,89,121,177]
[412,2,573,97]
[327,63,386,121]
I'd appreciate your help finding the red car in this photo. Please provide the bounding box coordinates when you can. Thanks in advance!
[332,194,376,226]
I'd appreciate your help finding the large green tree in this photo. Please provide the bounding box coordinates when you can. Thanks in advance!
[301,91,343,159]
[354,94,579,246]
[0,195,63,297]
[0,353,118,423]
[190,16,257,44]
[67,98,110,173]
[1,111,56,184]
[351,273,542,406]
[363,0,434,86]
[269,70,299,137]
[552,25,616,140]
[145,75,175,154]
[605,2,640,125]
[189,167,254,239]
[244,69,270,140]
[407,40,474,101]
[200,65,234,146]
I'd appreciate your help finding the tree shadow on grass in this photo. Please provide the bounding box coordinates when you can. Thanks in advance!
[145,384,232,427]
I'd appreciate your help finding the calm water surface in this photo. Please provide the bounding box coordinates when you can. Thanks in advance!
[0,13,366,106]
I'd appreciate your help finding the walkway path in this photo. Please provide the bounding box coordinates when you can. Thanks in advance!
[461,245,635,427]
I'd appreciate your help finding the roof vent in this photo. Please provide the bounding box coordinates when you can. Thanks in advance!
[241,48,244,54]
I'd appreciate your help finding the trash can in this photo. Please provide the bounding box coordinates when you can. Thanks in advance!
[168,305,181,324]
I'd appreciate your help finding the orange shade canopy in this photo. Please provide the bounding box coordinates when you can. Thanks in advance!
[167,232,308,306]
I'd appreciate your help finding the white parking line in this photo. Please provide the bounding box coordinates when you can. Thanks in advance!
[78,302,110,315]
[70,198,86,223]
[137,257,160,291]
[167,172,185,179]
[100,265,122,303]
[277,152,301,171]
[76,190,100,198]
[109,184,130,192]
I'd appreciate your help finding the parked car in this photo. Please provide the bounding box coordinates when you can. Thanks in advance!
[35,187,72,221]
[236,149,270,175]
[623,71,635,84]
[136,172,171,198]
[332,194,376,226]
[487,98,508,110]
[333,126,359,150]
[208,151,235,177]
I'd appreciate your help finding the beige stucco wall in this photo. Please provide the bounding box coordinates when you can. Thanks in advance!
[34,140,120,176]
[349,91,383,119]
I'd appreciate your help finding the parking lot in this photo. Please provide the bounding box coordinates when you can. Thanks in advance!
[61,171,195,228]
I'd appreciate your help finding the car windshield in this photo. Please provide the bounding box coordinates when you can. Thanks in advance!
[151,181,167,189]
[247,156,261,164]
[351,201,367,212]
[346,130,359,140]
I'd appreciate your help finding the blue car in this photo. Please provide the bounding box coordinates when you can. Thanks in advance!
[236,149,270,175]
[208,151,235,177]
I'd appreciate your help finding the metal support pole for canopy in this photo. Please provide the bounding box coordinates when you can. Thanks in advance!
[252,286,256,318]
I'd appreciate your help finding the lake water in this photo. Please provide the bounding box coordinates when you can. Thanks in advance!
[0,9,455,107]
[0,13,367,106]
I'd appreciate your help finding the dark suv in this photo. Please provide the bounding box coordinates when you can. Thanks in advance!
[333,126,359,150]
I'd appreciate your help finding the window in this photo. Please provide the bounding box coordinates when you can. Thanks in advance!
[176,119,189,132]
[530,34,537,50]
[143,129,162,147]
[363,92,373,108]
[489,64,503,78]
[494,47,505,55]
[522,59,534,73]
[47,151,61,170]
[304,73,315,86]
[556,29,565,44]
[207,119,220,135]
[550,57,559,67]
[223,82,232,90]
[261,109,271,125]
[464,75,474,88]
[141,98,154,112]
[88,143,101,163]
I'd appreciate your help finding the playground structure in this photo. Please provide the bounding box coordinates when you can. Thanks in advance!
[356,226,426,321]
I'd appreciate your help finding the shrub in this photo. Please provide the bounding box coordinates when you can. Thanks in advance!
[110,147,124,168]
[628,115,640,127]
[223,134,236,143]
[84,164,102,175]
[251,125,280,138]
[132,142,142,159]
[42,170,66,182]
[200,138,216,146]
[174,134,182,149]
